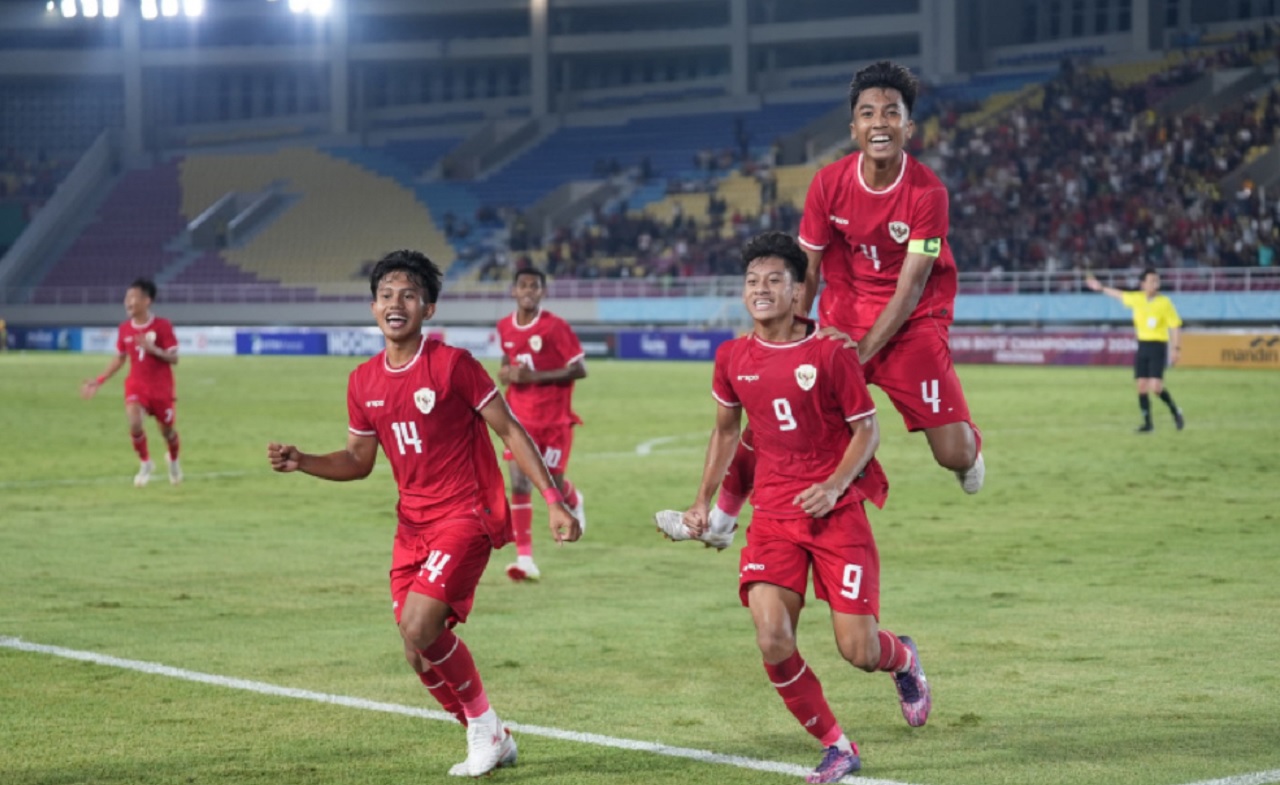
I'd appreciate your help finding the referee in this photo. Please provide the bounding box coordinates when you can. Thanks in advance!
[1086,268,1185,433]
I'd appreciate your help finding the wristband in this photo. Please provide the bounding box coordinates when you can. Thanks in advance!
[95,375,107,385]
[541,487,564,505]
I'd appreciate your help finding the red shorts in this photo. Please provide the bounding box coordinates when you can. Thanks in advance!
[125,390,177,426]
[389,514,494,626]
[863,319,973,432]
[738,505,881,619]
[502,423,574,473]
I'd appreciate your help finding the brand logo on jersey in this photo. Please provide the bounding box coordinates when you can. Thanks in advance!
[743,562,766,572]
[888,221,910,244]
[829,214,849,225]
[529,335,542,352]
[503,341,515,348]
[795,364,817,391]
[365,400,385,408]
[413,388,436,415]
[736,375,759,382]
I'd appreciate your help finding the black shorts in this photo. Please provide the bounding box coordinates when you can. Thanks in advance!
[1134,341,1168,379]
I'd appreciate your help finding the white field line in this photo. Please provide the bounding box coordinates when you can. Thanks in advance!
[1178,773,1280,785]
[1,636,901,785]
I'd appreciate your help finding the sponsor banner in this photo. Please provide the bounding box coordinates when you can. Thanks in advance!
[575,329,616,359]
[326,327,387,357]
[443,327,502,359]
[616,330,734,361]
[950,330,1136,366]
[7,326,80,351]
[176,326,237,356]
[235,331,328,356]
[81,327,117,353]
[1180,332,1280,369]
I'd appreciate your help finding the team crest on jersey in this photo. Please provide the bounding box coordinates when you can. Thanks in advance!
[413,388,436,415]
[529,335,542,352]
[795,364,817,391]
[888,221,910,244]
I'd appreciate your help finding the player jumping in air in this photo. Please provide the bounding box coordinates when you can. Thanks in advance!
[668,232,930,783]
[657,60,983,549]
[496,267,588,582]
[267,250,581,777]
[80,278,183,487]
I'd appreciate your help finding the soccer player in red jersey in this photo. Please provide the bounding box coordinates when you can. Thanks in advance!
[800,60,983,494]
[266,250,580,777]
[495,267,587,583]
[670,232,931,783]
[80,278,183,487]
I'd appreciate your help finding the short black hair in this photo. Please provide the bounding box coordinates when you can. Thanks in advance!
[368,249,443,303]
[849,60,919,117]
[130,278,157,301]
[741,231,806,284]
[1140,267,1159,282]
[513,267,547,287]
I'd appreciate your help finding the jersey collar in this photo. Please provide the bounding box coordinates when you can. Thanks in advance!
[855,151,909,195]
[383,335,426,374]
[510,310,543,331]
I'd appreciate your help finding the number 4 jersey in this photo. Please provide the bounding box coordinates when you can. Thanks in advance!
[346,338,510,545]
[711,330,888,518]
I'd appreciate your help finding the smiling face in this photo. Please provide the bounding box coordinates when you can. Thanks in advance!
[851,86,913,165]
[743,256,799,325]
[123,286,151,322]
[371,270,433,343]
[512,272,546,314]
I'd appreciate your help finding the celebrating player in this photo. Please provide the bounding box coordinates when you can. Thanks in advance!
[80,278,183,487]
[266,250,581,778]
[668,232,930,783]
[1086,268,1185,432]
[496,267,588,582]
[800,59,982,492]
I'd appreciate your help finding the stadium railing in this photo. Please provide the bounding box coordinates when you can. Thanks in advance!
[5,267,1278,306]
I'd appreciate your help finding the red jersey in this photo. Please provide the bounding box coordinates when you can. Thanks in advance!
[711,330,888,518]
[346,338,510,545]
[115,316,177,400]
[799,152,958,335]
[496,309,584,429]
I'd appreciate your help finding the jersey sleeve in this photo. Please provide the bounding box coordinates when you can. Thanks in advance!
[115,324,126,355]
[906,186,949,257]
[826,345,876,422]
[710,341,740,408]
[452,351,500,411]
[346,370,375,436]
[1121,291,1142,310]
[156,319,179,352]
[1163,298,1183,328]
[798,168,831,252]
[558,320,585,366]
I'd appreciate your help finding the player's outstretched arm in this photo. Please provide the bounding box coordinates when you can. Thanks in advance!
[480,394,581,543]
[80,353,127,399]
[687,403,742,536]
[266,432,377,481]
[794,415,880,517]
[1084,274,1125,301]
[857,253,933,363]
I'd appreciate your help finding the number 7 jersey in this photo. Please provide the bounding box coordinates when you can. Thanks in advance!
[711,330,888,518]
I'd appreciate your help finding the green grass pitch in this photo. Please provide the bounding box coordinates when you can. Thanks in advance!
[1,352,1278,785]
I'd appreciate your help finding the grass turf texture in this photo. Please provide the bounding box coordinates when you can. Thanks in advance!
[1,352,1277,785]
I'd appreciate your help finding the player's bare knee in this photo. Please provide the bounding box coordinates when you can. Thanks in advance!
[756,629,797,663]
[128,424,145,438]
[400,618,444,653]
[836,638,879,672]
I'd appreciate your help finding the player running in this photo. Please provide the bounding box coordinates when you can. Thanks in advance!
[267,250,581,777]
[666,232,929,783]
[80,278,183,487]
[496,267,588,582]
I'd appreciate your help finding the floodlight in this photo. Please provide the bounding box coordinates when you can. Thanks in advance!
[309,0,332,15]
[46,1,55,13]
[160,0,179,17]
[288,0,307,12]
[60,0,76,18]
[103,0,119,17]
[182,0,204,17]
[141,0,157,19]
[82,0,99,17]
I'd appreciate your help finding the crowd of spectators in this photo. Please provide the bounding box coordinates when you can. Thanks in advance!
[0,148,68,212]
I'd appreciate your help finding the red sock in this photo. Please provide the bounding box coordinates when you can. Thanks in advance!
[764,651,840,744]
[421,630,490,719]
[165,431,180,461]
[131,431,149,462]
[876,630,913,672]
[719,439,755,515]
[418,667,467,726]
[560,479,580,509]
[511,492,533,558]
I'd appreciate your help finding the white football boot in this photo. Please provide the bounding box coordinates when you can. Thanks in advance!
[133,460,154,488]
[449,709,512,777]
[955,452,985,494]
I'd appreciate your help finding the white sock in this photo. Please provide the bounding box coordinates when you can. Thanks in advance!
[708,506,738,535]
[833,735,853,754]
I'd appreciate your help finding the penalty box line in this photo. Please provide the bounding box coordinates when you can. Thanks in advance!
[1,636,899,785]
